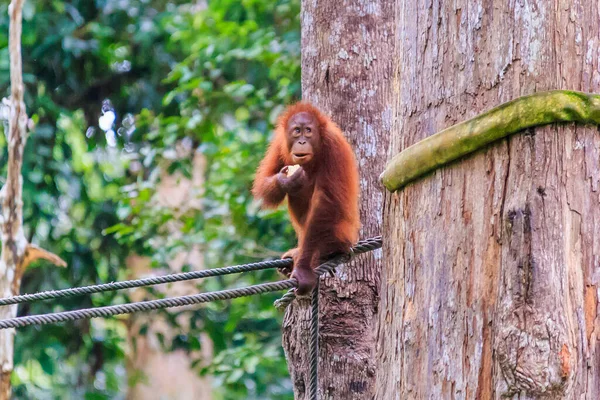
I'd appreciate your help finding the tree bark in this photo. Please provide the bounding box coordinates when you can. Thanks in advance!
[0,1,28,397]
[0,3,66,397]
[281,1,393,398]
[377,1,600,398]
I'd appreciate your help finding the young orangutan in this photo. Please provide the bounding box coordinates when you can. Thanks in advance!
[252,103,360,294]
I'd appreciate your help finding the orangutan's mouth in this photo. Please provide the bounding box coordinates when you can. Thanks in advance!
[292,153,312,164]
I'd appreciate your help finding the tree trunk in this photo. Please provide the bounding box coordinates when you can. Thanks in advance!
[0,1,27,397]
[281,1,393,398]
[377,1,600,398]
[0,3,66,397]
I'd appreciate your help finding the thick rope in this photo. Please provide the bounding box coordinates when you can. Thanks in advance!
[0,237,381,307]
[0,237,382,330]
[0,258,293,306]
[274,236,382,309]
[0,279,297,329]
[309,281,320,400]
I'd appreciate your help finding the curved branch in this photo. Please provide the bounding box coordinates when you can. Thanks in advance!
[380,90,600,192]
[22,244,67,269]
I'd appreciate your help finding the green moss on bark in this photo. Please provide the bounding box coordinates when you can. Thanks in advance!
[380,90,600,192]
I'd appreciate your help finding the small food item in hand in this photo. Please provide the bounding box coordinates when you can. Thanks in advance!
[286,164,301,177]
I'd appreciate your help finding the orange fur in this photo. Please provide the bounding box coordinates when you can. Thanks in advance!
[252,102,360,291]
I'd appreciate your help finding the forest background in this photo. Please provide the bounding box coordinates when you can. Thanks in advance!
[0,0,300,398]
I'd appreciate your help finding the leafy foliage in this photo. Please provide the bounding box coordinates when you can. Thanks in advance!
[0,0,300,398]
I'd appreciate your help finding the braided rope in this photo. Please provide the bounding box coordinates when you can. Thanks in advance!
[0,236,382,330]
[0,237,381,307]
[0,258,293,306]
[309,281,320,400]
[0,279,297,330]
[274,236,382,309]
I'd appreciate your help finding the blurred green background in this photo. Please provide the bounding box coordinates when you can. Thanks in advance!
[0,0,300,398]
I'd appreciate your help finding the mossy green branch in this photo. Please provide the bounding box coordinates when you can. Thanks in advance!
[380,90,600,192]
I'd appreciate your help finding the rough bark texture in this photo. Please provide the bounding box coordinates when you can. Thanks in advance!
[0,3,65,396]
[377,1,600,399]
[381,90,600,192]
[281,1,393,398]
[0,1,27,397]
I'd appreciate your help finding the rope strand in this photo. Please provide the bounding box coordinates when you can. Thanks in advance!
[0,235,383,400]
[274,236,382,309]
[0,236,382,330]
[0,259,293,306]
[0,237,381,307]
[0,279,297,330]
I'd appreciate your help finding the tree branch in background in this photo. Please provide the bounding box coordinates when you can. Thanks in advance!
[21,244,67,270]
[0,1,28,397]
[0,2,66,398]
